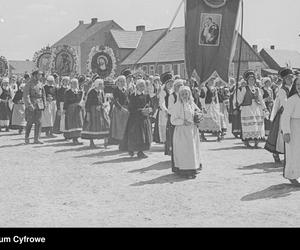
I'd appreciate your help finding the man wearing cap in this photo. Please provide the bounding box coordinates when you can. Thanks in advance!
[23,70,46,144]
[265,68,294,163]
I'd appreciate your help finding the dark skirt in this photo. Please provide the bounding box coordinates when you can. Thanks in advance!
[63,103,83,139]
[165,115,174,156]
[120,113,152,152]
[153,110,160,143]
[264,118,272,136]
[265,107,283,154]
[231,109,242,136]
[111,106,129,141]
[53,111,62,134]
[81,105,110,140]
[0,101,11,127]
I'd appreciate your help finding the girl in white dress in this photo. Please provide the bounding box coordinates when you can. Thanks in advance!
[282,77,300,186]
[171,86,203,179]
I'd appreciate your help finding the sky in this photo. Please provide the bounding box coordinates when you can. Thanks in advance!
[0,0,299,60]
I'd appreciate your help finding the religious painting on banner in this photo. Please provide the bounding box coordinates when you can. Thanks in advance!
[50,45,79,77]
[0,56,8,77]
[185,0,241,85]
[87,46,117,80]
[33,46,52,73]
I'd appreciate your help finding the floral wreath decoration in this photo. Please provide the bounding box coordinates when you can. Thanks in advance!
[32,45,52,72]
[0,55,9,77]
[50,44,79,77]
[87,46,117,80]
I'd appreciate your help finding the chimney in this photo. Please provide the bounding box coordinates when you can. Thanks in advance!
[91,18,98,25]
[136,25,146,32]
[270,45,275,50]
[252,45,258,53]
[79,20,84,25]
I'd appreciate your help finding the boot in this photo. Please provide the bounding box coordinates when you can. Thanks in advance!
[90,139,97,148]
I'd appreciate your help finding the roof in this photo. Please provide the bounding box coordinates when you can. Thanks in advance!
[121,28,167,66]
[137,27,184,64]
[233,33,264,62]
[53,20,123,47]
[260,49,300,69]
[9,60,35,74]
[110,30,143,49]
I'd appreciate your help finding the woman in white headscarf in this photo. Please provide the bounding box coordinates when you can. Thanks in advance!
[81,79,110,148]
[0,78,12,132]
[111,75,129,143]
[63,78,84,145]
[171,86,203,179]
[11,83,26,134]
[41,75,57,137]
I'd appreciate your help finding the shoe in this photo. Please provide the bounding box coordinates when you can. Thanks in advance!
[33,140,44,145]
[25,139,30,145]
[90,143,97,149]
[5,128,9,132]
[273,154,281,163]
[289,179,300,186]
[137,152,148,159]
[129,151,134,157]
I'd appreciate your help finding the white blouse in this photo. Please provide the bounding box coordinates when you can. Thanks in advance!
[270,86,292,121]
[281,94,300,134]
[171,101,200,126]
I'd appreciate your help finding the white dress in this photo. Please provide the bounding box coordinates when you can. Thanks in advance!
[171,101,202,171]
[281,94,300,180]
[158,87,170,143]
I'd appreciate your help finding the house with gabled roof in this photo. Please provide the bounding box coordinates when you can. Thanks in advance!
[260,47,300,72]
[53,18,123,75]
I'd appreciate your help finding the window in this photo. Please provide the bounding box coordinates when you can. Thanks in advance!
[180,63,186,78]
[173,64,180,75]
[157,65,163,75]
[149,65,155,76]
[142,65,148,74]
[164,64,172,73]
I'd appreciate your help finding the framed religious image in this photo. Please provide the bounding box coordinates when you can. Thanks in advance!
[199,13,222,46]
[0,56,8,77]
[33,46,52,73]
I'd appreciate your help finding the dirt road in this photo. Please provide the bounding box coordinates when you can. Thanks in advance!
[1,129,299,227]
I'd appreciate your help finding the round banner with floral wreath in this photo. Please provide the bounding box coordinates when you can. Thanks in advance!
[87,46,116,79]
[33,46,52,73]
[51,45,79,77]
[0,56,8,77]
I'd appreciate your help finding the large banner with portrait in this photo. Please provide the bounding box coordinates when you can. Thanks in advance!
[0,56,9,77]
[33,46,52,73]
[87,46,117,80]
[50,45,79,77]
[185,0,241,84]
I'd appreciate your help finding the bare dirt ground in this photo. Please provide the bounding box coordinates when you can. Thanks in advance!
[1,126,300,228]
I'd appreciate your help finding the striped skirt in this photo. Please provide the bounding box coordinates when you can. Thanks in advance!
[63,103,83,139]
[81,105,110,140]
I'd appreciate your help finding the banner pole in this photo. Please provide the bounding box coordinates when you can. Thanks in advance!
[235,0,244,108]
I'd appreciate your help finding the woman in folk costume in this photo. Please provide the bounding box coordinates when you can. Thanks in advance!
[120,79,153,159]
[265,68,294,162]
[0,78,12,132]
[262,77,274,137]
[11,83,26,134]
[41,75,57,137]
[198,77,223,142]
[81,79,110,148]
[216,79,230,138]
[171,86,203,179]
[152,76,163,143]
[167,79,184,172]
[111,75,129,144]
[63,78,84,145]
[281,77,300,186]
[53,76,70,134]
[236,70,268,148]
[158,72,174,148]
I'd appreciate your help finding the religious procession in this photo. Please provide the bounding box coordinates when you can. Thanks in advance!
[0,0,300,229]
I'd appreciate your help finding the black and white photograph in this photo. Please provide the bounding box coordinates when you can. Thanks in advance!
[1,0,300,240]
[199,13,221,46]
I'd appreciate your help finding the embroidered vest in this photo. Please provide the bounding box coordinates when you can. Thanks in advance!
[241,86,255,107]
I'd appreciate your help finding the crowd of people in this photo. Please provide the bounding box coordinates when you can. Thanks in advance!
[0,67,299,183]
